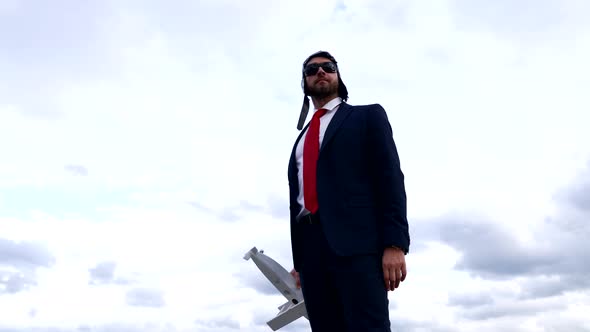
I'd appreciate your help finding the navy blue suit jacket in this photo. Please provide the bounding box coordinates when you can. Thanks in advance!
[288,102,410,271]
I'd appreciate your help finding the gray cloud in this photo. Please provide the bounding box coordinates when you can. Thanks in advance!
[65,165,89,176]
[89,262,116,283]
[238,200,265,213]
[429,160,590,288]
[125,288,165,308]
[218,208,240,223]
[0,238,54,295]
[518,275,590,301]
[433,214,590,298]
[420,194,590,324]
[0,270,37,294]
[0,329,63,332]
[187,201,211,213]
[75,324,177,332]
[88,261,131,286]
[557,161,590,213]
[448,292,494,308]
[437,218,558,278]
[194,317,240,330]
[0,323,182,332]
[219,200,266,222]
[234,269,277,296]
[388,317,455,332]
[420,158,590,325]
[461,298,568,321]
[567,182,590,213]
[187,201,239,222]
[0,238,55,268]
[535,316,590,332]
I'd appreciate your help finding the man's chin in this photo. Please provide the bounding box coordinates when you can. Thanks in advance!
[309,88,337,99]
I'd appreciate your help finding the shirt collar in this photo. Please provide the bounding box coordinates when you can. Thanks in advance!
[314,97,342,114]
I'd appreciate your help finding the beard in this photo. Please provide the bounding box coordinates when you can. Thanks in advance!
[307,79,339,98]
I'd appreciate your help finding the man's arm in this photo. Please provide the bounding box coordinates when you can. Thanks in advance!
[287,156,303,275]
[366,104,410,291]
[366,104,410,254]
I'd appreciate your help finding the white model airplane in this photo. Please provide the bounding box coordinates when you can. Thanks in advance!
[243,247,308,330]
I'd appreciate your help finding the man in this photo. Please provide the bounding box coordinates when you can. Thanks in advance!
[287,51,410,331]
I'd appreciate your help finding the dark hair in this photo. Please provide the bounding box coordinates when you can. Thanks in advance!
[301,51,349,101]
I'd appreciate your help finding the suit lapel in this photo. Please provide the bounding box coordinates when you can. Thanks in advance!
[290,102,352,161]
[291,121,309,158]
[288,121,310,181]
[321,102,352,152]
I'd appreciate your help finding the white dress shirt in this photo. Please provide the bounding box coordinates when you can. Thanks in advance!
[295,97,343,217]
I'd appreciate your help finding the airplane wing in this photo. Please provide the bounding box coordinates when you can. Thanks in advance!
[267,300,308,331]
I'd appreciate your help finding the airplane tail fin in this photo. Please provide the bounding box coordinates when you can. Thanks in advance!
[243,247,258,261]
[267,301,308,331]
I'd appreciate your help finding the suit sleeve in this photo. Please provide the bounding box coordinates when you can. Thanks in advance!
[287,153,304,270]
[366,104,410,254]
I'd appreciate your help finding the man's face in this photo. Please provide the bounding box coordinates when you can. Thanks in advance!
[304,57,339,98]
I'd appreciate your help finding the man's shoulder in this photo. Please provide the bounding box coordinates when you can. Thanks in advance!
[344,101,384,108]
[345,103,392,128]
[343,102,386,114]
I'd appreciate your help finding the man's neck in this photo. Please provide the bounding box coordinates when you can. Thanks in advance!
[311,94,339,110]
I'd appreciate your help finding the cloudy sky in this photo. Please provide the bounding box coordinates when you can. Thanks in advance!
[1,0,589,331]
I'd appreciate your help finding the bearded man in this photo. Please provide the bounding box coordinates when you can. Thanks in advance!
[286,51,411,332]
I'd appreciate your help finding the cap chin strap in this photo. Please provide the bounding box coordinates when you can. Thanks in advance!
[297,95,310,130]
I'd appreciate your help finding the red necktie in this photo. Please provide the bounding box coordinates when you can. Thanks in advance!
[303,108,327,214]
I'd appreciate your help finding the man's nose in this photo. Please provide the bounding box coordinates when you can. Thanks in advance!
[316,67,326,76]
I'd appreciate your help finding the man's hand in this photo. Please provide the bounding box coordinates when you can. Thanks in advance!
[382,247,407,291]
[290,268,301,289]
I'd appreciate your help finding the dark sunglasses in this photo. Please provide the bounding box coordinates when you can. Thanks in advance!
[304,62,337,76]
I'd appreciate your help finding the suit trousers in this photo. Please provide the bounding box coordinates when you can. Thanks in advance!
[298,214,392,332]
